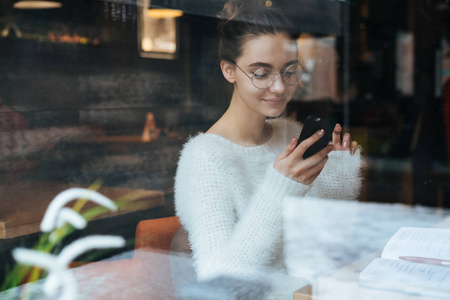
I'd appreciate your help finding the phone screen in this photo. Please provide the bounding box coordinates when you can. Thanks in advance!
[297,116,336,159]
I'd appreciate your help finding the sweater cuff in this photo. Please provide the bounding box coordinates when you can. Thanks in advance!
[325,147,363,174]
[309,147,364,200]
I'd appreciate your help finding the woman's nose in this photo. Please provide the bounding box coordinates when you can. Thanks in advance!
[269,74,286,94]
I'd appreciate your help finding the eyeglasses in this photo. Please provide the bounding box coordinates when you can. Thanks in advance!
[233,61,305,89]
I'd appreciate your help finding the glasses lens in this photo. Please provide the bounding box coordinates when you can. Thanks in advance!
[252,67,273,89]
[283,63,304,85]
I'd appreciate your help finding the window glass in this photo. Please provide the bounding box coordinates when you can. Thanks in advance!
[0,0,449,298]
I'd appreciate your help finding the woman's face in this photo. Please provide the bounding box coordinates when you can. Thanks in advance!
[232,32,298,118]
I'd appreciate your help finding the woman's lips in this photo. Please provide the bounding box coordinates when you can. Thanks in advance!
[263,98,285,105]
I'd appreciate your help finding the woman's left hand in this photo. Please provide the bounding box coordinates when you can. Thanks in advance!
[332,123,358,154]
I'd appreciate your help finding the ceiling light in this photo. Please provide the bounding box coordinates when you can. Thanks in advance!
[147,9,183,19]
[13,1,62,9]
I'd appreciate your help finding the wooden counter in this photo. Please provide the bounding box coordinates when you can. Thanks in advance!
[0,180,164,239]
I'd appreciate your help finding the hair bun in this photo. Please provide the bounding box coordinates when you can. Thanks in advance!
[217,0,256,22]
[217,0,295,63]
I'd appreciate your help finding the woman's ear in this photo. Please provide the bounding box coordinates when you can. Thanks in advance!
[220,60,236,84]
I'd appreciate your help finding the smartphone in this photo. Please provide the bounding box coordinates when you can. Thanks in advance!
[297,115,337,159]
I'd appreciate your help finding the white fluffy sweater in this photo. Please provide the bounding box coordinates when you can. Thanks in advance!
[174,118,363,281]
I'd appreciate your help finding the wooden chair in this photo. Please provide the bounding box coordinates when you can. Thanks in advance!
[135,215,182,251]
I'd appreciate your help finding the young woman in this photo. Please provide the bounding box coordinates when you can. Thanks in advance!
[175,0,363,283]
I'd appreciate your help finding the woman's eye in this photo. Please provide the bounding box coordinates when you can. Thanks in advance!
[254,73,269,79]
[253,68,271,79]
[284,71,296,77]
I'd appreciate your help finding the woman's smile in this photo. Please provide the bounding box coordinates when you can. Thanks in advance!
[262,97,286,106]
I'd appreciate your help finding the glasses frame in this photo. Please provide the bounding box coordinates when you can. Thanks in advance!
[233,61,305,89]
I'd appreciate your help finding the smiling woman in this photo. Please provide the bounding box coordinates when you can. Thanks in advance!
[174,0,364,298]
[219,33,299,120]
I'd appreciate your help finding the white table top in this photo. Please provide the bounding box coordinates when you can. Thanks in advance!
[2,199,449,300]
[285,197,450,300]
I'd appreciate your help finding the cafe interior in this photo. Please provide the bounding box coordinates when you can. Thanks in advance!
[0,0,450,299]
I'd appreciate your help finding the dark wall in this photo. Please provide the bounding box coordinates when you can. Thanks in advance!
[0,2,230,192]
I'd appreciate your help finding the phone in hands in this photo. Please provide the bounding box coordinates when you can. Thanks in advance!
[297,115,337,159]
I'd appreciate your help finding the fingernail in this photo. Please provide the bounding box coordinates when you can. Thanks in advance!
[290,137,296,146]
[317,129,324,136]
[351,147,356,154]
[343,141,347,148]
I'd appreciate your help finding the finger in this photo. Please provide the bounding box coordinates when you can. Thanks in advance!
[294,129,326,158]
[306,156,329,183]
[296,155,328,185]
[308,142,333,162]
[350,140,359,154]
[306,170,323,185]
[342,133,351,150]
[332,124,342,149]
[299,142,333,169]
[277,137,298,160]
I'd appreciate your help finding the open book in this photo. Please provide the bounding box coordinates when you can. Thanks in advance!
[359,227,450,298]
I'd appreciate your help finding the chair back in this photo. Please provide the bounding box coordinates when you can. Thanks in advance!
[135,216,182,251]
[134,216,194,300]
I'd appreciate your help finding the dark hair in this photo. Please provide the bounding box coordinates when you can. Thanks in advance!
[217,0,295,63]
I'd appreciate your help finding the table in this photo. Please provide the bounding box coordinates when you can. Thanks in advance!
[83,136,149,143]
[293,218,450,300]
[0,248,196,300]
[78,134,182,144]
[0,248,305,300]
[3,197,449,299]
[0,180,164,239]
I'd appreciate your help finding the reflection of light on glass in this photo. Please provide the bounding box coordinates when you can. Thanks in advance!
[167,42,176,52]
[138,2,180,59]
[142,37,153,51]
[142,17,177,54]
[13,1,62,9]
[154,37,176,53]
[147,9,183,19]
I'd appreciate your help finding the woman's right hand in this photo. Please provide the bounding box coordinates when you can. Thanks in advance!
[273,130,333,185]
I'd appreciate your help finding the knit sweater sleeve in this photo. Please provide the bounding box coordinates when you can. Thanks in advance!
[307,147,364,200]
[175,136,310,280]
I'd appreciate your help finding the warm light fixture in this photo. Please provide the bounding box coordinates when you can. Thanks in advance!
[13,1,62,9]
[146,9,183,19]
